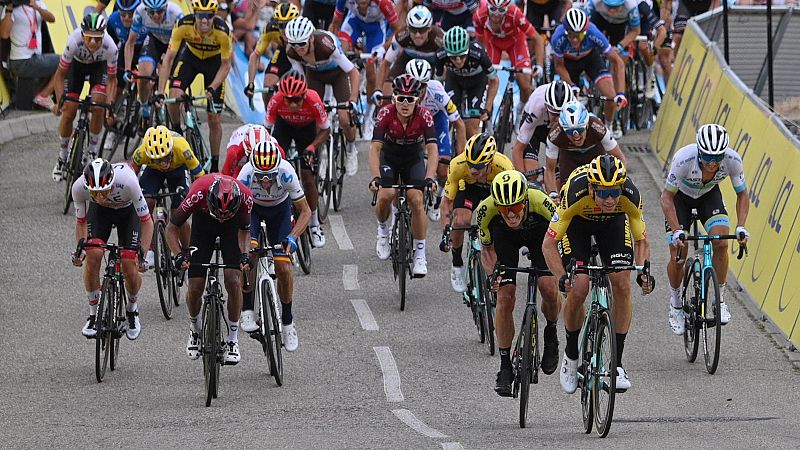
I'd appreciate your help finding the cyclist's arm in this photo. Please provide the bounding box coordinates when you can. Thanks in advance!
[554,56,573,85]
[618,25,640,48]
[452,117,466,156]
[369,141,383,180]
[158,47,179,94]
[124,31,138,72]
[526,26,545,69]
[221,145,240,176]
[633,233,649,266]
[247,41,266,88]
[608,144,627,166]
[486,76,499,115]
[608,49,625,94]
[290,197,312,239]
[542,232,565,279]
[311,125,331,150]
[53,64,68,108]
[210,57,232,93]
[735,188,750,229]
[480,244,497,276]
[544,152,559,195]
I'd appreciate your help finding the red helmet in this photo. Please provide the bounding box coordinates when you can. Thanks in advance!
[207,177,242,221]
[242,124,270,158]
[279,70,307,97]
[392,74,422,96]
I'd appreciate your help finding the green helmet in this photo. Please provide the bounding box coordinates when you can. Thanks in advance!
[81,12,107,34]
[443,26,470,56]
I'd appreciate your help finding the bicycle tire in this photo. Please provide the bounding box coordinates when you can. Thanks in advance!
[203,297,219,407]
[267,281,284,385]
[592,309,617,438]
[495,93,513,154]
[580,326,594,434]
[258,278,280,382]
[99,96,125,160]
[95,277,113,382]
[477,261,495,356]
[110,285,124,371]
[63,131,85,215]
[155,221,174,319]
[333,131,346,211]
[702,267,721,374]
[397,213,408,311]
[297,228,312,275]
[519,304,536,428]
[317,142,331,222]
[187,127,208,169]
[469,257,485,343]
[682,257,700,363]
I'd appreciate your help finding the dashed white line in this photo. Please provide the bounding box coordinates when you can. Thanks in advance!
[373,346,404,402]
[343,264,360,290]
[440,443,464,450]
[392,409,448,439]
[328,215,354,250]
[350,299,379,330]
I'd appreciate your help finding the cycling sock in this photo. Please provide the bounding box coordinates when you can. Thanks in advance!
[210,157,219,173]
[544,322,558,343]
[242,290,254,311]
[565,328,580,360]
[87,289,101,315]
[616,333,627,368]
[189,314,201,333]
[451,246,463,267]
[310,209,320,227]
[89,132,102,154]
[377,220,391,237]
[59,137,70,160]
[126,295,138,312]
[499,347,512,370]
[282,302,293,325]
[228,321,239,342]
[719,283,726,304]
[670,287,682,308]
[414,240,426,258]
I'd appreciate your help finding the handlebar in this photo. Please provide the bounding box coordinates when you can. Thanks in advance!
[676,232,748,261]
[143,186,184,199]
[325,102,354,112]
[60,96,113,110]
[492,64,533,75]
[163,94,208,105]
[248,86,276,110]
[249,243,287,258]
[370,183,425,206]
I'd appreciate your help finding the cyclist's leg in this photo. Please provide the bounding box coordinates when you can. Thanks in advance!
[325,69,359,164]
[665,190,693,291]
[57,65,85,162]
[362,21,389,104]
[263,47,292,105]
[587,50,617,126]
[336,13,359,54]
[375,158,398,227]
[597,215,634,369]
[557,219,591,338]
[88,63,110,156]
[115,204,144,307]
[463,76,488,136]
[218,222,243,340]
[136,34,162,111]
[83,203,115,311]
[166,48,192,130]
[262,199,295,319]
[449,184,487,250]
[294,122,323,235]
[200,54,225,171]
[492,229,521,352]
[698,186,731,285]
[671,0,693,55]
[165,168,191,248]
[433,110,451,183]
[242,203,267,312]
[402,156,428,242]
[186,213,218,319]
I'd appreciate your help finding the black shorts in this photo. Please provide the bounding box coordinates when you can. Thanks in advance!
[271,118,316,171]
[266,46,292,80]
[138,34,168,66]
[453,183,491,211]
[379,152,426,188]
[86,203,142,250]
[303,1,336,30]
[445,72,487,119]
[491,217,550,286]
[558,214,634,271]
[590,13,628,46]
[138,166,189,206]
[522,123,550,160]
[65,61,108,95]
[674,0,712,32]
[663,186,729,236]
[432,9,474,31]
[170,48,225,112]
[637,2,663,37]
[563,48,611,85]
[117,44,142,85]
[525,1,563,32]
[306,67,351,103]
[187,212,245,278]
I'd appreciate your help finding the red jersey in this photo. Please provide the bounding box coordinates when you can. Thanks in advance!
[372,104,437,158]
[265,89,331,129]
[171,174,254,228]
[473,4,535,43]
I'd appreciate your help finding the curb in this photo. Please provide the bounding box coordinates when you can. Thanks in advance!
[0,112,58,145]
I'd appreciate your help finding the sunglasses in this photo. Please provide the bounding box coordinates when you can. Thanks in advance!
[498,202,526,216]
[409,27,429,35]
[288,41,308,48]
[82,34,103,43]
[196,12,215,20]
[448,54,467,61]
[467,161,488,170]
[89,189,112,198]
[146,8,166,15]
[567,31,587,40]
[698,153,725,164]
[284,95,304,104]
[394,95,418,104]
[488,5,507,15]
[565,127,586,137]
[593,187,622,199]
[153,154,173,164]
[254,171,278,182]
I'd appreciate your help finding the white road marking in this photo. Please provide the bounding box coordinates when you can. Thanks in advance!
[373,347,404,402]
[392,409,448,439]
[350,299,378,330]
[329,215,354,250]
[441,443,464,450]
[343,265,360,290]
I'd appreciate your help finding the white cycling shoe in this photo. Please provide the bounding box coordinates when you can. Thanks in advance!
[451,265,466,293]
[560,353,578,394]
[81,315,97,338]
[224,340,241,365]
[240,310,258,333]
[412,256,427,277]
[376,234,390,260]
[310,226,326,248]
[186,332,201,360]
[283,322,299,352]
[616,367,632,391]
[720,302,731,324]
[345,144,358,176]
[668,307,685,335]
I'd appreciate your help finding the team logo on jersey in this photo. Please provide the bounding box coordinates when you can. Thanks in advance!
[281,173,293,184]
[445,100,458,115]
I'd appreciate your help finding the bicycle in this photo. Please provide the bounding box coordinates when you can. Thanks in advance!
[318,101,353,222]
[75,238,130,383]
[249,235,286,386]
[492,65,534,154]
[677,209,747,374]
[100,73,158,161]
[441,224,496,356]
[565,236,647,437]
[491,254,551,428]
[283,145,314,275]
[164,91,212,171]
[59,96,113,215]
[144,185,184,320]
[623,36,656,131]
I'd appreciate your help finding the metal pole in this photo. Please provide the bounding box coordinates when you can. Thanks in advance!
[767,0,774,107]
[722,0,729,63]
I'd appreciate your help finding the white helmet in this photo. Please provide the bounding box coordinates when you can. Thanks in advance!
[405,59,432,83]
[544,80,576,112]
[564,8,588,33]
[696,123,729,155]
[558,101,589,131]
[407,5,433,28]
[285,17,315,44]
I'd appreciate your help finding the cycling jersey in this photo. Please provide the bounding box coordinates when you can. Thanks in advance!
[585,0,640,26]
[223,125,284,178]
[107,11,146,47]
[517,83,549,145]
[287,30,354,73]
[131,2,184,44]
[334,0,399,23]
[59,29,118,72]
[132,133,205,179]
[444,151,514,201]
[546,115,617,180]
[255,19,283,55]
[547,164,646,241]
[238,159,305,207]
[171,173,254,227]
[421,80,460,121]
[664,144,746,199]
[473,4,534,41]
[423,0,478,15]
[265,89,331,129]
[372,103,437,157]
[435,40,496,78]
[477,187,555,246]
[72,163,150,223]
[385,26,444,69]
[168,14,232,60]
[551,22,613,60]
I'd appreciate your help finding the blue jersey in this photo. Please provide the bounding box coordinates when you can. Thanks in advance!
[552,23,613,60]
[131,2,184,44]
[108,11,146,47]
[585,0,640,26]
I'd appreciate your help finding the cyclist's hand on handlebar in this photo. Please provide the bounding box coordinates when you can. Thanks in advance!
[371,90,383,105]
[239,252,252,272]
[244,82,255,99]
[480,108,490,122]
[614,92,628,109]
[71,249,86,267]
[558,274,572,294]
[205,86,217,100]
[173,253,189,270]
[670,229,687,248]
[284,235,298,253]
[439,227,451,253]
[735,226,750,246]
[369,176,381,193]
[637,273,655,295]
[487,273,501,293]
[570,84,581,96]
[153,92,165,107]
[425,177,438,192]
[532,64,543,81]
[303,146,316,166]
[123,70,134,83]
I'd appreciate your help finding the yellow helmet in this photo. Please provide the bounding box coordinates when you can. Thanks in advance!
[273,2,300,22]
[491,170,527,206]
[586,154,626,187]
[464,132,496,166]
[143,125,174,160]
[191,0,218,12]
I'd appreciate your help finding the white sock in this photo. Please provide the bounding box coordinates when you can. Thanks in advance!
[87,289,100,315]
[89,132,102,155]
[310,209,320,227]
[228,321,239,342]
[347,140,356,154]
[670,287,682,309]
[377,219,391,237]
[414,239,426,259]
[59,137,70,160]
[126,296,138,313]
[719,283,726,304]
[189,314,201,333]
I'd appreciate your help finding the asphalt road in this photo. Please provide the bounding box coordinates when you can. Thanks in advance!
[1,119,798,449]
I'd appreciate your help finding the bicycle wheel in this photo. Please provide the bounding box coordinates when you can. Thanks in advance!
[476,261,495,355]
[495,93,513,154]
[519,305,536,428]
[110,286,124,371]
[296,228,312,275]
[154,221,174,319]
[95,278,113,383]
[397,213,410,311]
[702,267,721,374]
[99,95,127,161]
[202,297,219,407]
[258,278,280,383]
[333,131,346,211]
[266,281,284,385]
[63,131,85,215]
[580,326,594,434]
[682,258,700,363]
[187,127,208,168]
[592,309,617,438]
[317,142,331,222]
[470,262,485,343]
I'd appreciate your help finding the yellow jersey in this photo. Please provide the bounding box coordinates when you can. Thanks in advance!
[546,164,647,241]
[444,152,515,201]
[255,19,283,55]
[477,188,556,246]
[132,135,205,179]
[168,14,232,60]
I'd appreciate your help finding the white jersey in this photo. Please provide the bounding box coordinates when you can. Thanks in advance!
[237,160,305,207]
[227,124,278,148]
[420,80,460,122]
[516,84,549,145]
[72,163,150,220]
[60,29,118,69]
[131,2,184,44]
[665,144,747,199]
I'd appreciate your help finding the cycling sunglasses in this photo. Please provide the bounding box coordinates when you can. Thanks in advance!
[593,187,622,199]
[196,12,215,20]
[255,170,278,182]
[448,54,468,61]
[565,127,586,137]
[394,94,418,104]
[567,31,587,40]
[153,154,173,164]
[89,188,112,198]
[488,5,507,15]
[498,202,526,216]
[284,95,304,104]
[698,152,725,164]
[146,7,166,15]
[82,34,103,43]
[467,161,488,170]
[409,26,429,35]
[288,41,308,48]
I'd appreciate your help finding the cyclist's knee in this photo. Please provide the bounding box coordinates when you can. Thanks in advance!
[207,113,222,126]
[224,271,242,292]
[275,260,292,278]
[453,207,471,226]
[497,286,516,309]
[711,238,728,253]
[609,272,631,295]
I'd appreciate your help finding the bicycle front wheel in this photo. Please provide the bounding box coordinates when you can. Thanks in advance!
[495,93,513,154]
[154,221,174,319]
[397,214,409,311]
[476,261,495,356]
[187,127,208,169]
[110,286,124,371]
[63,131,85,215]
[682,258,700,363]
[258,278,281,384]
[296,228,312,275]
[317,142,331,222]
[95,277,113,382]
[202,297,220,407]
[592,309,617,438]
[702,267,721,374]
[267,281,284,385]
[518,304,537,428]
[333,131,346,211]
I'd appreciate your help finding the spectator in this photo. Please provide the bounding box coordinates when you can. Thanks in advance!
[232,0,266,57]
[0,0,58,109]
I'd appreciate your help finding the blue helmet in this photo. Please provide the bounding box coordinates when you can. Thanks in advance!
[117,0,141,11]
[142,0,167,10]
[602,0,626,7]
[559,101,590,131]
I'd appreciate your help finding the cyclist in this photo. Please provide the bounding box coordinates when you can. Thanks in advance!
[551,8,625,138]
[238,140,312,352]
[440,132,513,293]
[477,170,559,396]
[266,70,331,249]
[663,0,718,55]
[511,79,576,180]
[405,58,466,222]
[662,124,749,335]
[223,124,284,178]
[71,159,153,340]
[284,17,361,176]
[368,74,439,276]
[635,0,667,98]
[122,0,183,128]
[303,0,337,30]
[542,155,654,394]
[131,125,205,267]
[52,13,118,181]
[422,0,478,31]
[157,0,232,173]
[520,0,571,32]
[167,174,254,365]
[473,0,544,106]
[107,0,145,90]
[543,100,626,197]
[245,3,301,109]
[435,25,499,138]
